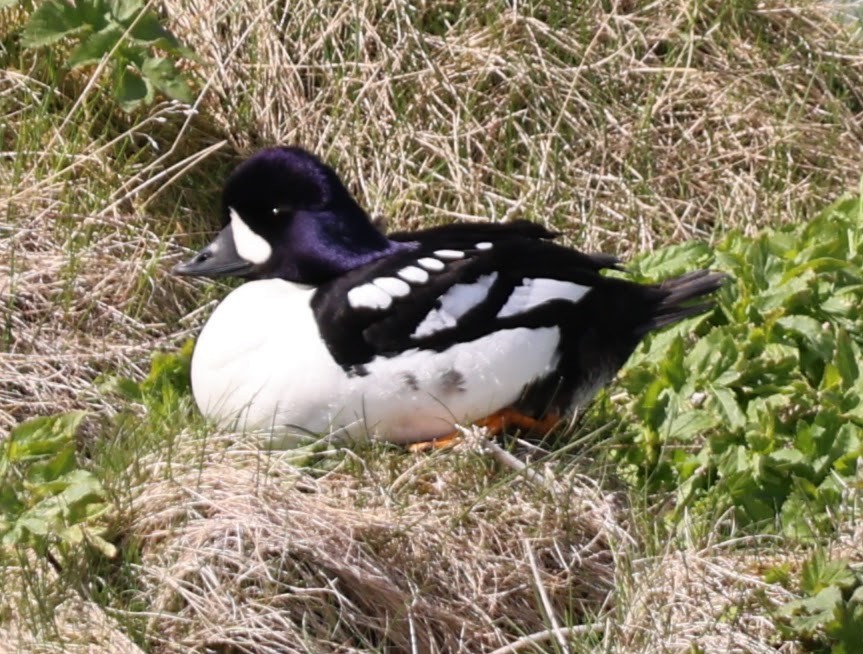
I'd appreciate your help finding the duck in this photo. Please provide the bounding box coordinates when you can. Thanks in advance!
[173,146,725,446]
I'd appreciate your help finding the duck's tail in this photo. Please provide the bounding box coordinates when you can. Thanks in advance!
[639,270,728,334]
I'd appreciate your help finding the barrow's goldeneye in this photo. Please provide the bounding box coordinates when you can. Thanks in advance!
[174,146,725,444]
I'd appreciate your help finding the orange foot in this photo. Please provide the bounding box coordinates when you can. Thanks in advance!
[407,408,561,452]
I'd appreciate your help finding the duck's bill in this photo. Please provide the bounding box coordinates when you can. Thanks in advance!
[172,224,255,278]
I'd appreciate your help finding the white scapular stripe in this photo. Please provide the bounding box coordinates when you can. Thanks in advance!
[373,276,410,297]
[347,283,393,310]
[475,242,493,250]
[230,207,272,264]
[434,249,464,259]
[497,278,590,318]
[417,257,445,271]
[412,273,498,339]
[397,266,429,284]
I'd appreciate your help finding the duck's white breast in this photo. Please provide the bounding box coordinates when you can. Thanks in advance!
[191,279,561,443]
[191,279,348,434]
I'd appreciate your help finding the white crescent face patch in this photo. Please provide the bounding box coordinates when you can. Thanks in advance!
[230,207,272,265]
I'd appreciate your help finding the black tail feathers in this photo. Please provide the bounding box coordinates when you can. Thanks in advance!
[640,269,728,334]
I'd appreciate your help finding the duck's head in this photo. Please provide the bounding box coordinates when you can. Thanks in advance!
[173,147,409,284]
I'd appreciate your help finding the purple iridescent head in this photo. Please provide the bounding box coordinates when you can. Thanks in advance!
[173,147,409,284]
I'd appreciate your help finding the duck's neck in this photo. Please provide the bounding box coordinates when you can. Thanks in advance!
[278,208,415,284]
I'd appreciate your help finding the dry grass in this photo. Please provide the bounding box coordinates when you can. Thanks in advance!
[2,0,863,652]
[611,546,800,654]
[0,209,195,431]
[0,575,145,654]
[2,0,862,427]
[122,432,619,652]
[172,0,863,246]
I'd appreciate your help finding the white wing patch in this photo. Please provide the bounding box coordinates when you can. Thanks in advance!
[418,257,445,271]
[347,283,393,310]
[497,278,591,318]
[412,273,499,339]
[397,266,429,284]
[475,242,493,251]
[434,249,464,259]
[230,207,272,264]
[373,276,410,297]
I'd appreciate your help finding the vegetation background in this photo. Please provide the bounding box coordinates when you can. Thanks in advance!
[1,0,863,652]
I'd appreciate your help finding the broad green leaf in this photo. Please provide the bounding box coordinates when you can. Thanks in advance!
[62,524,86,545]
[98,375,143,401]
[2,469,111,549]
[767,231,797,259]
[7,412,87,461]
[686,330,740,380]
[716,445,750,478]
[633,379,669,431]
[821,286,863,319]
[795,421,826,459]
[779,585,842,635]
[708,384,745,431]
[834,329,859,391]
[141,56,193,103]
[115,68,151,111]
[631,240,712,278]
[829,424,862,475]
[822,362,844,392]
[819,194,863,222]
[125,11,200,61]
[781,494,817,539]
[766,448,806,467]
[801,552,856,595]
[59,469,105,503]
[783,257,853,281]
[827,601,863,653]
[660,336,687,390]
[109,0,144,22]
[25,442,76,485]
[68,24,125,69]
[14,513,53,537]
[0,484,23,516]
[753,274,812,312]
[738,490,776,524]
[142,340,193,398]
[128,11,179,48]
[665,409,718,441]
[78,0,110,27]
[775,315,832,361]
[21,0,87,47]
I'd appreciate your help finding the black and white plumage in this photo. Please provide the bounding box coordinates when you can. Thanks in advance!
[173,147,725,443]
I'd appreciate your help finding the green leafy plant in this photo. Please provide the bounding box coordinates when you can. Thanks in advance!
[102,338,193,418]
[15,0,196,110]
[596,193,863,536]
[775,551,863,653]
[0,412,115,560]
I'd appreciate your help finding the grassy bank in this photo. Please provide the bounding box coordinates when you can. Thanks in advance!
[1,0,862,652]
